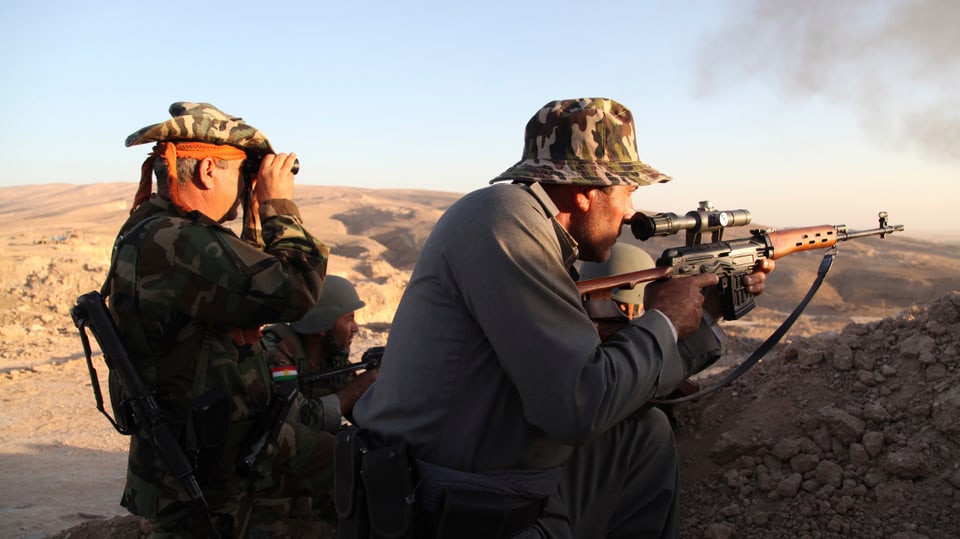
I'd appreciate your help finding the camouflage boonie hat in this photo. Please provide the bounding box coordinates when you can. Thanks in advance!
[124,102,274,153]
[490,97,671,187]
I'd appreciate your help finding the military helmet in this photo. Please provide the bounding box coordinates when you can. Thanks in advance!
[490,97,672,187]
[578,242,656,305]
[291,276,366,334]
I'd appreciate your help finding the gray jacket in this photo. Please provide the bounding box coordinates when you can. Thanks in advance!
[352,183,685,474]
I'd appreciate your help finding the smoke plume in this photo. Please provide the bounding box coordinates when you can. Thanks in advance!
[696,0,960,162]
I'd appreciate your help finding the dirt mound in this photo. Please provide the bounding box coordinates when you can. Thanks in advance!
[675,290,960,538]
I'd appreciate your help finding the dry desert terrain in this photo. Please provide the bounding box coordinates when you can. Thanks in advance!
[1,183,958,538]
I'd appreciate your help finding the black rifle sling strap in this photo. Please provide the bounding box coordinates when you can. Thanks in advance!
[652,248,837,405]
[75,301,125,432]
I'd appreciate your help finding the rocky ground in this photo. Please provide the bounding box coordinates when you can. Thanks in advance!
[675,292,960,538]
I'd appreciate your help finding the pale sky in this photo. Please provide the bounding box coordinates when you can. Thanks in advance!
[1,0,956,236]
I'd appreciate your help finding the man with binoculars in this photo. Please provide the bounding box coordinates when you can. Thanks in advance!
[104,102,330,537]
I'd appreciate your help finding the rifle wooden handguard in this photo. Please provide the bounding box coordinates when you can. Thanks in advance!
[577,266,673,301]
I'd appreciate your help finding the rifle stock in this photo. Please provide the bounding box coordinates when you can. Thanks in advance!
[576,267,672,300]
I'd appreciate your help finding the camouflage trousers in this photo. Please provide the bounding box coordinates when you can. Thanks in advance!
[146,420,335,538]
[252,417,338,528]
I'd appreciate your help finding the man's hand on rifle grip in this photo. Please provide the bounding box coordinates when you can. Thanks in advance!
[744,259,775,296]
[644,273,720,341]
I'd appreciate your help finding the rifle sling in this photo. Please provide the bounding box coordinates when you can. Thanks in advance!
[652,248,837,405]
[77,318,125,432]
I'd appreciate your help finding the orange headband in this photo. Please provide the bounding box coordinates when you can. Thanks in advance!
[130,142,247,214]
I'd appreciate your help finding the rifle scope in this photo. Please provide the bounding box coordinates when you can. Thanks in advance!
[628,201,751,241]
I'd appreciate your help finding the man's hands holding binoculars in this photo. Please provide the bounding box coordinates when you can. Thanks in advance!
[243,152,299,202]
[240,152,299,244]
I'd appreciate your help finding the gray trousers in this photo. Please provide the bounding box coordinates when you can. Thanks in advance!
[531,407,679,539]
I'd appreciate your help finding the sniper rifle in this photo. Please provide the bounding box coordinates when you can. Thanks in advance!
[578,203,904,320]
[577,203,904,403]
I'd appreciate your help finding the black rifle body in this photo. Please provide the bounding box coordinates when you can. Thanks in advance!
[72,291,221,538]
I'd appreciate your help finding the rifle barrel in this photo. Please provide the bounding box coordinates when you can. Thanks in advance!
[839,224,905,241]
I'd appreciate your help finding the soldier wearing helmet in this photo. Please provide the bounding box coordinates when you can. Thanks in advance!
[579,241,656,316]
[105,102,329,537]
[259,275,378,521]
[350,98,773,538]
[578,241,657,343]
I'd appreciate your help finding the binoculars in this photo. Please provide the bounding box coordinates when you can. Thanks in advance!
[241,154,300,184]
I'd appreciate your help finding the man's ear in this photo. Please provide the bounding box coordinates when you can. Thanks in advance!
[573,186,597,213]
[542,184,594,213]
[195,157,217,190]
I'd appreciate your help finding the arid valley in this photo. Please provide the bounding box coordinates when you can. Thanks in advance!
[1,183,958,538]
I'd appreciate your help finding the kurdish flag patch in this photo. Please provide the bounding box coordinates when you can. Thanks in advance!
[271,365,298,382]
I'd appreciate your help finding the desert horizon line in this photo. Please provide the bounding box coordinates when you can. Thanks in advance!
[0,181,955,244]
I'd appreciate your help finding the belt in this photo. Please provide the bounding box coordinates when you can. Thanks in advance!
[428,489,546,539]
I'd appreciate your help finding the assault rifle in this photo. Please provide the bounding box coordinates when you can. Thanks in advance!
[300,346,384,385]
[71,291,222,539]
[578,203,904,320]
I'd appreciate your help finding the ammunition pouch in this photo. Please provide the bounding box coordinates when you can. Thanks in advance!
[334,427,550,539]
[334,427,369,539]
[335,427,418,539]
[190,386,232,486]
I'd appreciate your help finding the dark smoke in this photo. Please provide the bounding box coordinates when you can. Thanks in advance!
[696,0,960,162]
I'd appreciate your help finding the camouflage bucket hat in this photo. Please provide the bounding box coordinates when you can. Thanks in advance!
[125,102,274,153]
[490,97,671,187]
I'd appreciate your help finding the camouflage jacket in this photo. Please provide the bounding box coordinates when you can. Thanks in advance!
[106,194,328,518]
[261,323,353,433]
